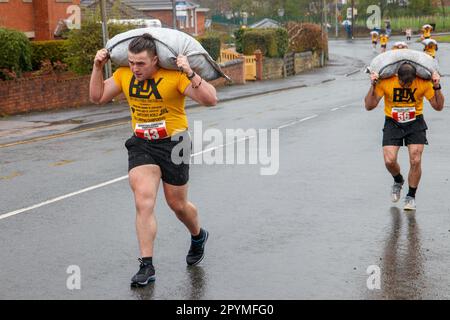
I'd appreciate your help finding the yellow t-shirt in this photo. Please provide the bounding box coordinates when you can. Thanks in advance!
[113,67,191,138]
[380,35,389,45]
[424,44,437,58]
[375,76,435,119]
[423,28,432,38]
[371,34,378,42]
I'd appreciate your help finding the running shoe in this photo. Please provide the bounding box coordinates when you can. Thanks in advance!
[404,196,417,211]
[131,258,155,287]
[186,228,209,266]
[391,181,404,203]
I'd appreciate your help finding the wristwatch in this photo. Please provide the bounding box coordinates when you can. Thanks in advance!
[433,83,442,91]
[187,71,196,80]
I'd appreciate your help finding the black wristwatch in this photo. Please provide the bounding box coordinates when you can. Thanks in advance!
[187,71,196,80]
[433,83,442,91]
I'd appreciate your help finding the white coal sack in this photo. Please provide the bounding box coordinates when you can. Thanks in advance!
[366,49,439,80]
[106,27,230,81]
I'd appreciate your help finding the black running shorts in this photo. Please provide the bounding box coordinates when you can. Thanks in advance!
[125,131,191,186]
[382,115,428,146]
[381,44,387,48]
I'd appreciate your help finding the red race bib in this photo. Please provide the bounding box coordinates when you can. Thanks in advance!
[392,107,416,123]
[134,121,168,140]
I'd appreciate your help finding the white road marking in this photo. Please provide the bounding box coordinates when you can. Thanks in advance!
[0,176,128,220]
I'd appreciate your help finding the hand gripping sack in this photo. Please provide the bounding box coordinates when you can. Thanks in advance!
[106,27,230,82]
[366,49,439,80]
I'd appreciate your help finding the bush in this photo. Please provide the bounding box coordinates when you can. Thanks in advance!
[65,21,136,75]
[198,35,221,61]
[234,27,246,53]
[287,22,326,53]
[242,29,278,57]
[275,28,289,58]
[0,28,32,77]
[31,40,68,70]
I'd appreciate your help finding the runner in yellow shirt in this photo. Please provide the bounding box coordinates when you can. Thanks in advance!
[422,39,438,58]
[364,63,444,210]
[370,31,379,50]
[90,34,217,286]
[421,24,433,39]
[379,33,389,52]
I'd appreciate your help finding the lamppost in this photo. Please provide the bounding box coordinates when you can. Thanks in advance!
[242,12,248,27]
[171,0,177,29]
[277,8,285,25]
[225,11,233,36]
[99,0,111,78]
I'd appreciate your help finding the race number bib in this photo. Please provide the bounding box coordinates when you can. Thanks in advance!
[392,107,416,123]
[134,121,168,140]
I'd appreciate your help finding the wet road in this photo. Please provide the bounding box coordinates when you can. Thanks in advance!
[1,38,450,299]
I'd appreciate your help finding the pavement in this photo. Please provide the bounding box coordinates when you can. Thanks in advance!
[0,53,363,147]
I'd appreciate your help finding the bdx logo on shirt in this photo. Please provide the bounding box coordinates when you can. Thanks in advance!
[129,76,163,100]
[393,88,417,103]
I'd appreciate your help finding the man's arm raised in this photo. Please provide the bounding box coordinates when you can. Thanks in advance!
[176,55,218,106]
[428,71,444,111]
[365,72,382,111]
[89,49,122,105]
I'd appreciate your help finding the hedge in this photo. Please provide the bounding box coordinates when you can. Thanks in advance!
[287,22,326,53]
[0,28,32,77]
[31,40,69,70]
[198,35,221,61]
[237,28,288,58]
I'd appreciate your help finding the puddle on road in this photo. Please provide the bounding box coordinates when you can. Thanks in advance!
[0,171,23,180]
[50,159,75,167]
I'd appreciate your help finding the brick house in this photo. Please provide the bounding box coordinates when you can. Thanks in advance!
[0,0,81,40]
[81,0,210,36]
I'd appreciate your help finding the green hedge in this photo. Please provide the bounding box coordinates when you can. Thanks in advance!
[0,28,32,76]
[275,28,289,58]
[234,28,246,53]
[242,29,275,58]
[65,21,137,75]
[198,35,221,61]
[238,28,288,58]
[31,40,68,70]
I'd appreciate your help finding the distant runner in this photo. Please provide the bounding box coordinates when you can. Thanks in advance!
[405,28,412,42]
[371,31,379,50]
[421,24,433,40]
[380,33,389,53]
[364,63,444,210]
[392,41,408,50]
[423,39,438,59]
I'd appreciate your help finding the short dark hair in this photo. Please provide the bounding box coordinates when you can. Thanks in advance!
[128,33,157,57]
[398,62,416,84]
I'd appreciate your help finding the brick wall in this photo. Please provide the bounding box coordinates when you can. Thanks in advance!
[0,1,35,33]
[209,59,245,87]
[0,59,244,116]
[0,74,90,116]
